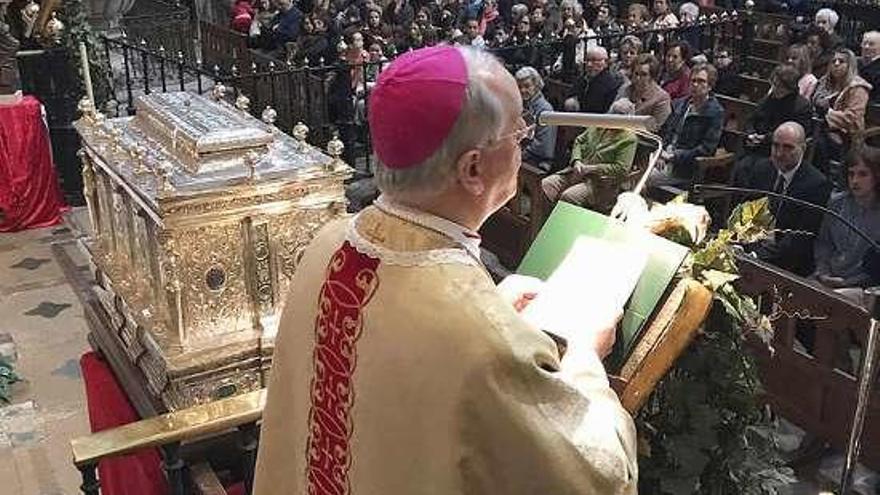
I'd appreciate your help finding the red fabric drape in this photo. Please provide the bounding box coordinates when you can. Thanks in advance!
[0,96,67,232]
[79,352,169,495]
[79,352,248,495]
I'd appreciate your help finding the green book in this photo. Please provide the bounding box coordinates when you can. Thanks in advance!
[517,202,689,369]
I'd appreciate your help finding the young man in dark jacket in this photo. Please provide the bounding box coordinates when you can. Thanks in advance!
[650,63,725,188]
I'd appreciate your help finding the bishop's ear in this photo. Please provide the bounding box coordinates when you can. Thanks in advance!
[455,149,486,196]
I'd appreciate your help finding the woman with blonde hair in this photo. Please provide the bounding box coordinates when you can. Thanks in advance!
[614,35,642,80]
[812,48,873,184]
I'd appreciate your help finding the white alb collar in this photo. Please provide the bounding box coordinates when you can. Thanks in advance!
[373,195,483,261]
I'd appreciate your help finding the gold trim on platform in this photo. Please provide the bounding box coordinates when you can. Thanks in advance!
[71,389,266,467]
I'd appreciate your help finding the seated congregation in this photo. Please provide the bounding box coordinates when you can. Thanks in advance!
[495,8,879,302]
[226,0,880,297]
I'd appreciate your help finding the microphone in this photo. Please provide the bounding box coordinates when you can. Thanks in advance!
[693,183,880,495]
[537,111,653,131]
[691,184,880,256]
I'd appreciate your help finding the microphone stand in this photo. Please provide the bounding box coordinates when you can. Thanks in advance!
[694,183,880,495]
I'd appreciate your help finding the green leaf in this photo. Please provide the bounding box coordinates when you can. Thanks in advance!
[727,198,774,244]
[658,224,696,248]
[701,269,740,291]
[0,357,21,404]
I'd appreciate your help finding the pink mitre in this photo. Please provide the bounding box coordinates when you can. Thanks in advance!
[368,45,468,170]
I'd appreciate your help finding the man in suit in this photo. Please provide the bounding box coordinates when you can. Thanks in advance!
[734,122,832,277]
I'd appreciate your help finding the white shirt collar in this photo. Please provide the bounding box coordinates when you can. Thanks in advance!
[373,195,483,261]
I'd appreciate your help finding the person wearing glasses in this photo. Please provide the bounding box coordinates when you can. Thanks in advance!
[812,48,872,186]
[648,63,724,191]
[254,45,637,495]
[565,45,622,114]
[614,53,671,132]
[712,47,740,98]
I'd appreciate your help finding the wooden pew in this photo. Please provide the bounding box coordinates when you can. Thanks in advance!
[749,11,792,42]
[737,74,771,103]
[716,94,758,150]
[735,254,880,471]
[752,38,785,62]
[200,20,252,71]
[745,56,780,79]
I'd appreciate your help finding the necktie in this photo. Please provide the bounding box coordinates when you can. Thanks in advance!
[773,174,785,194]
[771,174,785,216]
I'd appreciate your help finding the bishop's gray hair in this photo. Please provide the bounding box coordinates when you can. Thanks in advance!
[373,47,507,200]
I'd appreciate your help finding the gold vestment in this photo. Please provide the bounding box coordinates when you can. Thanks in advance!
[254,203,637,494]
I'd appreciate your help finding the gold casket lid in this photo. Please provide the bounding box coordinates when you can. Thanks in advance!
[75,92,342,210]
[135,92,275,171]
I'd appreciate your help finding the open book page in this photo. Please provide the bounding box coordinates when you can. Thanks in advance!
[516,236,648,345]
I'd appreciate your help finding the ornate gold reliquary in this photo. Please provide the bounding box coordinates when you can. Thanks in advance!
[74,92,351,410]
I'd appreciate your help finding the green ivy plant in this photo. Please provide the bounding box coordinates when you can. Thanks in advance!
[636,198,797,494]
[0,356,20,405]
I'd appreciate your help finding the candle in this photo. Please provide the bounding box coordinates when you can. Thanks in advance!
[79,41,95,106]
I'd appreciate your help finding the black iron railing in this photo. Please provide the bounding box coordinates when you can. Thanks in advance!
[101,13,746,173]
[121,0,195,63]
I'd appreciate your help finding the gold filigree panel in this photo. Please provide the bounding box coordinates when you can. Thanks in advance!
[172,222,253,348]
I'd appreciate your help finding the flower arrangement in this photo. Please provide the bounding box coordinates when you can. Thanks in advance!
[634,196,796,494]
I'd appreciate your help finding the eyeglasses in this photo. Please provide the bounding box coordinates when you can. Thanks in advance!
[831,57,847,65]
[485,123,536,148]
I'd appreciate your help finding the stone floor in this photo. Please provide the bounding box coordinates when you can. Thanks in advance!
[0,223,91,495]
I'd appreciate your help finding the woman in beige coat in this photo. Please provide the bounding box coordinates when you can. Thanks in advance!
[812,48,872,185]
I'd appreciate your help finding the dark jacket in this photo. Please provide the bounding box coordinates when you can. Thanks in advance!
[860,57,880,104]
[746,92,814,152]
[735,158,831,276]
[272,6,303,48]
[660,95,725,180]
[570,68,622,114]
